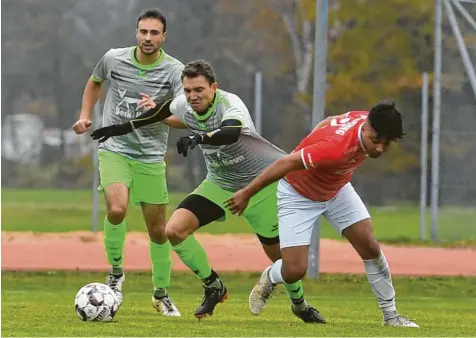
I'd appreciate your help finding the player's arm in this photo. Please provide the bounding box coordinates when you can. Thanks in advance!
[73,50,115,134]
[176,119,242,157]
[164,63,187,129]
[81,78,103,120]
[240,151,304,197]
[90,98,174,143]
[200,119,242,145]
[226,140,340,215]
[72,77,103,134]
[194,102,245,146]
[224,152,304,215]
[130,99,174,128]
[163,116,187,129]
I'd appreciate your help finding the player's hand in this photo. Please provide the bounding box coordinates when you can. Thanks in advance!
[225,189,251,216]
[137,93,156,111]
[91,123,133,143]
[72,118,92,135]
[176,134,202,157]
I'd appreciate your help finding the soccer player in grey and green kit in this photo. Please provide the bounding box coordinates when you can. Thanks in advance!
[90,60,326,323]
[72,8,184,317]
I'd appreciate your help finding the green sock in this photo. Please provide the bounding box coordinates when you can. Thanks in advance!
[149,240,172,290]
[171,235,212,279]
[284,280,306,306]
[103,216,126,268]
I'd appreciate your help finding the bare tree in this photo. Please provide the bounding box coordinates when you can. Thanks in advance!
[272,0,314,95]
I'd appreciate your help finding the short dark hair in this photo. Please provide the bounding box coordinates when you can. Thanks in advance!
[368,99,405,142]
[137,8,167,32]
[181,60,217,85]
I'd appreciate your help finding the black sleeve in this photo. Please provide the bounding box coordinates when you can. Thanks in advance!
[200,119,242,146]
[130,99,173,129]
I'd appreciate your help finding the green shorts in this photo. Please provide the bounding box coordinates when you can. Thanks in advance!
[191,179,279,239]
[98,150,169,206]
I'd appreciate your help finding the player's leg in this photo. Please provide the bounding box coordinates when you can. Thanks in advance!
[248,179,326,323]
[243,182,325,323]
[323,183,419,328]
[165,185,228,318]
[142,203,180,316]
[97,150,132,304]
[130,159,180,316]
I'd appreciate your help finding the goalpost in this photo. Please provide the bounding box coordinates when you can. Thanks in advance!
[308,0,329,279]
[430,0,476,242]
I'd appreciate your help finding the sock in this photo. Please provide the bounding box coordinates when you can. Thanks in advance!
[153,288,167,299]
[111,266,123,276]
[290,296,308,311]
[103,216,126,269]
[201,269,222,289]
[284,281,307,310]
[268,259,285,284]
[171,235,212,280]
[149,240,172,290]
[270,260,307,310]
[363,251,397,320]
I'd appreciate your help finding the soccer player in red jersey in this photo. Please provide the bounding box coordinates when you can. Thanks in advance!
[226,100,419,327]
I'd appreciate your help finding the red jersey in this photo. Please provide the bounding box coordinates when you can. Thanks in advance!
[285,111,369,201]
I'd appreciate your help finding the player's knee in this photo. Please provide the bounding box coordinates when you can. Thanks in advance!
[141,205,167,243]
[165,224,190,245]
[107,205,127,224]
[343,219,382,260]
[357,237,381,260]
[147,222,167,244]
[282,262,307,284]
[365,240,381,259]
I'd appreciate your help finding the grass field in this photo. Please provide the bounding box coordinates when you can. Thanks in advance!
[2,271,475,337]
[2,189,476,246]
[3,190,476,337]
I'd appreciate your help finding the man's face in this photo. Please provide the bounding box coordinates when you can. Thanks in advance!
[136,18,165,55]
[361,122,391,158]
[183,76,218,113]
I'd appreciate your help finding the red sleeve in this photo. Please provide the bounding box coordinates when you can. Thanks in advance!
[300,140,344,170]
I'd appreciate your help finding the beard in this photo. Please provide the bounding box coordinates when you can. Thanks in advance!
[139,43,159,55]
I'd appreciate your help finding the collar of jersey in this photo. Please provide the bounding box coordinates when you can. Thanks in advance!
[193,90,222,121]
[357,123,368,155]
[131,46,165,70]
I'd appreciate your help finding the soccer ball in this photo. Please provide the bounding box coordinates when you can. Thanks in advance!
[74,282,119,322]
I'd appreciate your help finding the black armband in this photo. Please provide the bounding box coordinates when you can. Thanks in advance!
[200,119,242,146]
[176,119,243,157]
[130,99,173,129]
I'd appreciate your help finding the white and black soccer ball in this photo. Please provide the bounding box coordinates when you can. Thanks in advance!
[74,282,119,322]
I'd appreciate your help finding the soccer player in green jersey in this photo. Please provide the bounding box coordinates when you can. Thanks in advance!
[90,60,326,323]
[72,8,184,316]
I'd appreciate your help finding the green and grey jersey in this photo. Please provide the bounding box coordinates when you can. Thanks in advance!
[170,89,287,191]
[92,46,184,162]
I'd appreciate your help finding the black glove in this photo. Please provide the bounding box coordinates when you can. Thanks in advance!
[91,123,133,143]
[176,134,203,157]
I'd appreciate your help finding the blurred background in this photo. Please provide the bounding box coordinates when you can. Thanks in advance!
[2,0,476,243]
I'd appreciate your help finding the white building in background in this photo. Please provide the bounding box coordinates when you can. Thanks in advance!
[2,113,92,166]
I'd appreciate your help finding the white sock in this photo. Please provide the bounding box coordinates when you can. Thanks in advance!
[268,259,285,284]
[363,251,397,319]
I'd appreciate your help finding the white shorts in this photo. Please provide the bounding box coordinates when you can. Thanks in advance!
[277,179,371,249]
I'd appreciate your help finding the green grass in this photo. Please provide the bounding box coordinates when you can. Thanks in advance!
[2,271,476,337]
[2,189,476,246]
